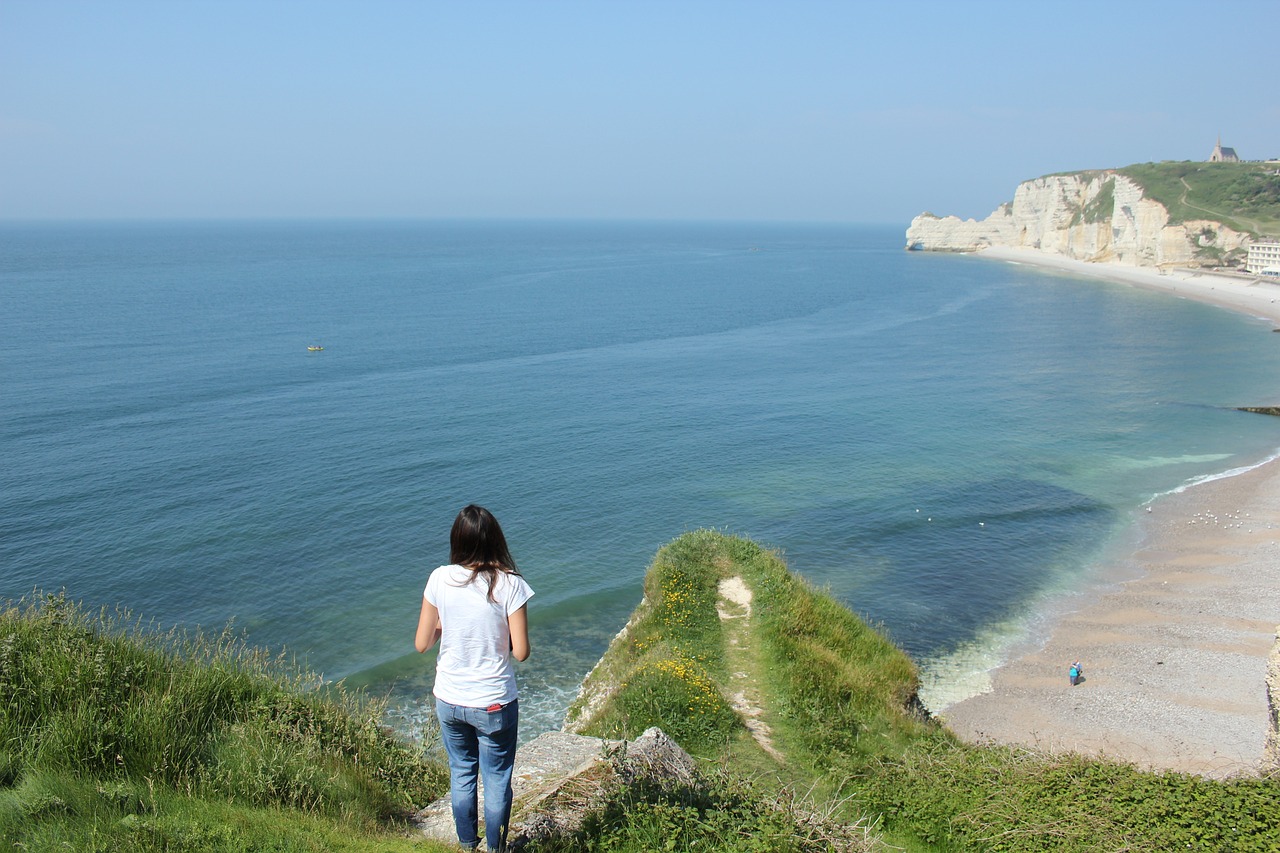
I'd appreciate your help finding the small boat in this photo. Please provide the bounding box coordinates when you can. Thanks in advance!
[307,345,324,352]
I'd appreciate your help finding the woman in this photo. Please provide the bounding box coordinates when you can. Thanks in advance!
[416,505,534,852]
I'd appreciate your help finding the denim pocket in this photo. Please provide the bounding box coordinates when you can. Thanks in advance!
[475,699,518,737]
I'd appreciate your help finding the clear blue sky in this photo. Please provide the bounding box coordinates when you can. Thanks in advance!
[2,0,1275,224]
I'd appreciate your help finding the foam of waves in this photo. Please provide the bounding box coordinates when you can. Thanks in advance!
[917,615,1034,712]
[920,446,1280,713]
[1113,452,1233,471]
[918,580,1096,713]
[384,679,582,747]
[1163,446,1280,497]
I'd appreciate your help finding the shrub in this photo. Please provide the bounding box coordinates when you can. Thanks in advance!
[0,592,446,827]
[531,759,874,852]
[598,656,740,754]
[855,739,1280,851]
[572,532,745,754]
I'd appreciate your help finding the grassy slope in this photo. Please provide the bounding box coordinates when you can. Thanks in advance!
[1115,161,1280,237]
[567,531,1280,852]
[0,594,452,853]
[1039,161,1280,239]
[566,531,929,766]
[10,535,1280,852]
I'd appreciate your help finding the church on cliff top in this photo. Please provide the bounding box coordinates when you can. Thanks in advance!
[1209,136,1239,163]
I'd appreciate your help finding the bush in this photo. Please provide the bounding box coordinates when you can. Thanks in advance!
[855,739,1280,851]
[571,532,745,754]
[0,592,447,830]
[599,657,740,754]
[530,760,873,852]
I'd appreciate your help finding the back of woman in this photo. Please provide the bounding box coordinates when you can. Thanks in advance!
[429,563,527,708]
[415,505,533,852]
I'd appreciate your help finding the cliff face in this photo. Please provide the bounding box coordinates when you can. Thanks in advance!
[906,173,1250,268]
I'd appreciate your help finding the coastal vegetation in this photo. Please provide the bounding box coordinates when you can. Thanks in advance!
[558,531,1280,852]
[7,538,1280,851]
[1116,161,1280,236]
[908,161,1280,263]
[0,593,451,852]
[1077,177,1114,226]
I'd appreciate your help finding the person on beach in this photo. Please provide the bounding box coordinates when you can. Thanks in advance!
[1068,660,1082,686]
[415,505,534,852]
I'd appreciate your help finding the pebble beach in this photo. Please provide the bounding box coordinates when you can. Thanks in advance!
[940,248,1280,778]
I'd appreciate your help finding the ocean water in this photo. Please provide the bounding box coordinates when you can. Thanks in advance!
[5,220,1280,737]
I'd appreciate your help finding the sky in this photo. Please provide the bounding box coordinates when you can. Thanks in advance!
[2,0,1276,224]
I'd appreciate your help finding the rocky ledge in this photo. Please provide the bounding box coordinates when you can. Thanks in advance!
[414,727,696,850]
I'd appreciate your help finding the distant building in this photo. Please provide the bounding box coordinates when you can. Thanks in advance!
[1247,241,1280,277]
[1209,136,1239,163]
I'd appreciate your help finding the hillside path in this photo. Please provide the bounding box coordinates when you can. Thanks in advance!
[717,575,783,760]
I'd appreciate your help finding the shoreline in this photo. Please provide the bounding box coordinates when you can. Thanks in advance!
[938,248,1280,778]
[978,246,1280,325]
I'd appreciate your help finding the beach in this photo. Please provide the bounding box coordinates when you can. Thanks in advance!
[940,248,1280,778]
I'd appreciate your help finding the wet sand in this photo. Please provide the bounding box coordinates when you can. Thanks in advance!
[939,249,1280,778]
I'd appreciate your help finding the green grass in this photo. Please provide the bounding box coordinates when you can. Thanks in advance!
[569,531,930,765]
[563,531,932,848]
[1079,176,1114,225]
[854,740,1280,851]
[566,532,743,755]
[721,534,931,769]
[0,776,452,852]
[0,592,450,852]
[1117,161,1280,236]
[561,531,1280,852]
[12,537,1280,852]
[1037,161,1280,243]
[529,763,874,853]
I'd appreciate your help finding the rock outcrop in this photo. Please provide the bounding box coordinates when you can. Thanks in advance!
[906,172,1250,268]
[416,727,698,850]
[507,727,698,850]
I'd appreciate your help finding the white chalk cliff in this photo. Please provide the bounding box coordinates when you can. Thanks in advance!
[906,172,1249,268]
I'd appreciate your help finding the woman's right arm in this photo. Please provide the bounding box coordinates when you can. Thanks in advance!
[508,604,530,662]
[415,597,441,653]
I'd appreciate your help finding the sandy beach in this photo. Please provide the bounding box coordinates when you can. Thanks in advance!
[939,248,1280,779]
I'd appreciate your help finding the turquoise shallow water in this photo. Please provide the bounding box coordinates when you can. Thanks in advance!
[4,220,1280,736]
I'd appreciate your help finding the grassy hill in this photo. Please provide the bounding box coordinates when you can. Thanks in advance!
[0,593,453,852]
[7,537,1280,851]
[1115,161,1280,237]
[561,531,1280,852]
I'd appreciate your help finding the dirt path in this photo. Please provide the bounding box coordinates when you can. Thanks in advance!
[1179,176,1266,234]
[1179,177,1224,221]
[717,575,783,760]
[418,575,788,845]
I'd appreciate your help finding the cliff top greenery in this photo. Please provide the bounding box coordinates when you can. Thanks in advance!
[1118,161,1280,235]
[8,537,1280,852]
[560,531,1280,853]
[0,593,453,852]
[1057,161,1280,237]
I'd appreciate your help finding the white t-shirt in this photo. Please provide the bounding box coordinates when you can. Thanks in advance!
[425,564,534,708]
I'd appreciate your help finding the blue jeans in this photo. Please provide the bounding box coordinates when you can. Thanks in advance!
[435,698,519,851]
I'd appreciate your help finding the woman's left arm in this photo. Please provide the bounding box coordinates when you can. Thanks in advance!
[508,604,530,662]
[415,597,441,653]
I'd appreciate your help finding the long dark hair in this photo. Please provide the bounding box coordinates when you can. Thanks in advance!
[449,504,520,601]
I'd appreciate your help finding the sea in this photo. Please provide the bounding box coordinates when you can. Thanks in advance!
[5,220,1280,741]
